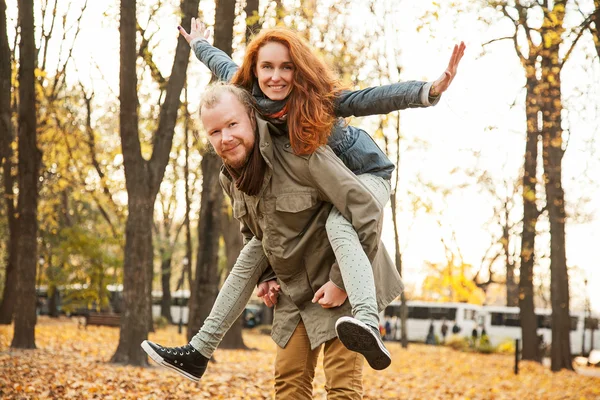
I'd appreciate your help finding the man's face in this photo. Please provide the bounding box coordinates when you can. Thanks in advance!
[201,92,256,169]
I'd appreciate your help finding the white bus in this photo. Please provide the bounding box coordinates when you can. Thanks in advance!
[150,290,264,328]
[152,289,190,324]
[480,306,600,355]
[383,301,482,342]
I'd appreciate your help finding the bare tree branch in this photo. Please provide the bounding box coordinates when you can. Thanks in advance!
[39,0,58,72]
[482,36,514,47]
[561,12,594,66]
[136,19,166,89]
[52,0,88,99]
[79,82,124,221]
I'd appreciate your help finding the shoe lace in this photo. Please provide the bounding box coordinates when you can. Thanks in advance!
[162,343,196,356]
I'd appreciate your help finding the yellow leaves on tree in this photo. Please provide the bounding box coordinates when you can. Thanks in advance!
[421,261,485,304]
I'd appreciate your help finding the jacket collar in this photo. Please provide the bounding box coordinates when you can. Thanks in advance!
[250,113,284,201]
[255,113,274,169]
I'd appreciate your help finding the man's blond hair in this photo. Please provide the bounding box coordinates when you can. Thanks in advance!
[199,82,256,118]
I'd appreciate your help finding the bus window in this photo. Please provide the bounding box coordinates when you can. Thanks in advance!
[491,312,520,327]
[173,297,189,307]
[535,314,578,331]
[384,305,400,318]
[408,306,456,320]
[570,316,578,331]
[537,315,551,329]
[408,306,425,319]
[464,309,477,321]
[585,317,599,330]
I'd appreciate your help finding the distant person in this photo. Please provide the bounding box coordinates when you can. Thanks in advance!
[440,319,449,343]
[470,327,479,348]
[380,323,386,339]
[479,326,490,348]
[452,321,461,334]
[425,321,436,345]
[245,310,257,328]
[385,318,392,341]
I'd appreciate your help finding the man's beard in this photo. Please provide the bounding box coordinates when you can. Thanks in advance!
[223,141,266,196]
[225,151,250,171]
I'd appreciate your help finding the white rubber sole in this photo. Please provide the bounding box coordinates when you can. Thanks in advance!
[141,340,200,382]
[335,316,392,370]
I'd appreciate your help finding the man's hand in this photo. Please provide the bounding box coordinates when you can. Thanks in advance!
[256,280,280,308]
[177,17,210,45]
[312,281,347,309]
[430,41,466,96]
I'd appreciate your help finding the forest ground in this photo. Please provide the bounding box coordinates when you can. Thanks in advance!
[1,317,598,399]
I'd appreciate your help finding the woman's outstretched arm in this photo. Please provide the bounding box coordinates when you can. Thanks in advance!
[178,17,239,82]
[335,42,466,117]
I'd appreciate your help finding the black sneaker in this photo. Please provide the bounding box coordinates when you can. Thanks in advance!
[335,316,392,370]
[141,340,209,382]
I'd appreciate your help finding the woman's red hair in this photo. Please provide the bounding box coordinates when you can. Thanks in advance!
[231,28,342,155]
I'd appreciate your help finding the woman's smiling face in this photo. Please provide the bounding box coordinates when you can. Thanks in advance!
[255,41,295,101]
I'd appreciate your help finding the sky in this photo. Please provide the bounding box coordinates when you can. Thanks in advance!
[376,0,600,312]
[5,0,600,312]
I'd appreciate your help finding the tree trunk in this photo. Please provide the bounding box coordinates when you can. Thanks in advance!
[244,0,260,43]
[184,112,194,290]
[0,0,18,325]
[111,0,150,366]
[391,112,408,348]
[111,0,198,366]
[213,0,235,57]
[11,0,40,349]
[274,0,285,23]
[540,4,573,370]
[182,89,194,292]
[187,0,235,345]
[519,73,541,362]
[48,283,60,318]
[160,256,173,323]
[220,207,247,349]
[187,153,224,342]
[392,177,408,350]
[504,208,518,307]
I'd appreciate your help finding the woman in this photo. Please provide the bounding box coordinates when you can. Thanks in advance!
[176,21,463,371]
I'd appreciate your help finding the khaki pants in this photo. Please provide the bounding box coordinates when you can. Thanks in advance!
[274,321,364,400]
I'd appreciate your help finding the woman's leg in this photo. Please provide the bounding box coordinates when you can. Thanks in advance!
[190,237,269,358]
[325,174,390,329]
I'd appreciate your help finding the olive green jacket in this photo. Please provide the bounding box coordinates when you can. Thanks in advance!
[219,115,403,349]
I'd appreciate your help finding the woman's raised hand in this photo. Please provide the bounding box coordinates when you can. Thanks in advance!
[177,17,210,45]
[430,41,466,96]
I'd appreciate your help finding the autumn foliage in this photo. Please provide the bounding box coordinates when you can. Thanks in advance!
[0,318,598,399]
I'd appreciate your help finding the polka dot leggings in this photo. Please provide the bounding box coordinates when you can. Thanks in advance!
[190,237,268,358]
[326,174,391,330]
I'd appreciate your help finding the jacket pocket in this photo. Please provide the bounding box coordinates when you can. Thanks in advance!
[273,191,320,240]
[233,200,248,219]
[275,192,316,213]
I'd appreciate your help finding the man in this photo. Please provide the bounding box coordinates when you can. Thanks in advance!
[143,84,402,398]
